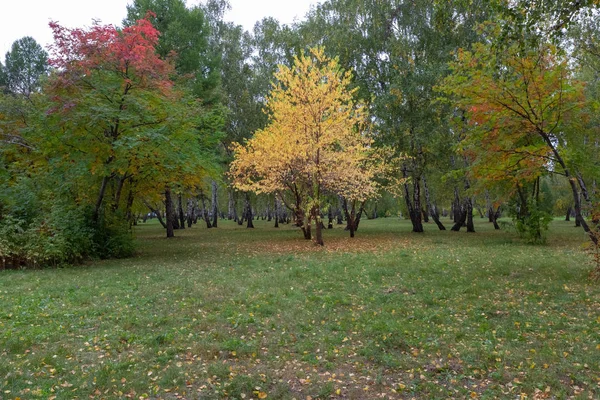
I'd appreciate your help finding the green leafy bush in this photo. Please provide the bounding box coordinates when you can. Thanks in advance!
[88,210,135,259]
[508,199,553,245]
[0,204,133,269]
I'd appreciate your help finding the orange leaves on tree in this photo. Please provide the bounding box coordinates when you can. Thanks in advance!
[440,41,585,193]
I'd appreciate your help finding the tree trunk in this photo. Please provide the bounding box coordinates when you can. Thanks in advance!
[342,198,357,238]
[228,190,235,220]
[244,193,254,228]
[422,175,445,231]
[178,194,185,230]
[327,205,333,229]
[422,208,429,223]
[451,189,465,232]
[172,208,180,229]
[485,190,496,226]
[165,187,175,238]
[565,206,571,222]
[477,207,485,218]
[313,207,324,246]
[211,180,218,228]
[302,215,312,239]
[430,202,446,230]
[452,188,461,224]
[113,174,128,212]
[93,175,111,222]
[355,202,365,231]
[274,197,280,228]
[295,202,308,237]
[371,202,378,219]
[402,166,424,233]
[491,206,501,230]
[144,202,167,228]
[451,205,467,231]
[200,192,212,228]
[466,197,475,232]
[235,198,242,224]
[193,199,199,224]
[125,183,135,226]
[411,179,424,232]
[186,198,194,228]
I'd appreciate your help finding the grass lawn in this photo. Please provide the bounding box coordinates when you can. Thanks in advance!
[1,217,599,399]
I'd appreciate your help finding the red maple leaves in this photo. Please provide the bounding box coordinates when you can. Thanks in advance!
[48,13,173,94]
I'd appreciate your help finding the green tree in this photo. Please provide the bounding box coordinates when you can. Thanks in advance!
[126,0,225,234]
[572,14,600,217]
[3,37,48,97]
[300,0,494,233]
[216,17,302,226]
[497,0,600,45]
[125,0,220,101]
[0,61,6,91]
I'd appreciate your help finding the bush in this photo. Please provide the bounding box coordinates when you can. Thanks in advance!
[88,210,135,259]
[0,204,133,269]
[508,199,553,245]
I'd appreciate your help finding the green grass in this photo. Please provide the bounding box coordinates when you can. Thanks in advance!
[1,217,599,399]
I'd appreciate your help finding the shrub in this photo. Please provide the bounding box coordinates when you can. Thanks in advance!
[88,210,135,259]
[0,204,133,269]
[508,199,553,245]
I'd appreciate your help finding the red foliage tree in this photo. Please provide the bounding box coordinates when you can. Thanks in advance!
[43,16,200,224]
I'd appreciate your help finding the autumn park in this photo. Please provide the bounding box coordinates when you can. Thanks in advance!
[1,0,600,398]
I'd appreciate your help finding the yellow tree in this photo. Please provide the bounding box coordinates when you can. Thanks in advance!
[229,47,379,246]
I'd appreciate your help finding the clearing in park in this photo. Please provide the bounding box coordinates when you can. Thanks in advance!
[1,218,598,399]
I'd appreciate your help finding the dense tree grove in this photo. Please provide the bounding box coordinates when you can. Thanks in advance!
[1,0,599,267]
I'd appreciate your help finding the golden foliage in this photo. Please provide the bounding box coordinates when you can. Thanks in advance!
[229,47,380,204]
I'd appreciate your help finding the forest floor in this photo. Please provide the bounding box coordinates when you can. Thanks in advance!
[1,217,599,399]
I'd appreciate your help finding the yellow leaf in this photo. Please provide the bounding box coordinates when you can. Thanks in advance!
[258,392,268,399]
